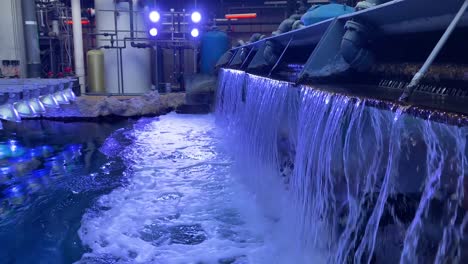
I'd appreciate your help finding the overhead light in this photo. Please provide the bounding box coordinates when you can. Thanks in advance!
[225,13,257,19]
[149,27,158,37]
[65,19,90,25]
[149,11,161,23]
[191,11,202,23]
[191,28,200,37]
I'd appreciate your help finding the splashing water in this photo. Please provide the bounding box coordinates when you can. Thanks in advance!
[216,69,468,264]
[78,113,307,264]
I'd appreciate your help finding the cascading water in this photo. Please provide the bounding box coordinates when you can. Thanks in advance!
[216,69,468,263]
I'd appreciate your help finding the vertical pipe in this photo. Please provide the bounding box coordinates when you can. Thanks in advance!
[119,48,124,94]
[71,0,86,94]
[128,0,135,39]
[13,0,27,78]
[49,38,55,73]
[193,44,197,74]
[179,47,184,91]
[21,0,42,77]
[113,3,121,94]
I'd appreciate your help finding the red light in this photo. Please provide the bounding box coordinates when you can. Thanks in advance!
[65,19,91,25]
[225,13,257,19]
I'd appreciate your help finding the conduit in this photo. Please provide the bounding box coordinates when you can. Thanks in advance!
[72,0,86,94]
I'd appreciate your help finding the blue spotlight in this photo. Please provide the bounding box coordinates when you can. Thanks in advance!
[191,28,200,38]
[191,11,201,23]
[149,27,158,37]
[149,11,161,23]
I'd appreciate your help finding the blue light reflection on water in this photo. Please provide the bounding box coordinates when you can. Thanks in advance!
[0,119,130,264]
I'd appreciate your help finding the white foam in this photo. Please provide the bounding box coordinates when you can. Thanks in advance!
[78,113,311,264]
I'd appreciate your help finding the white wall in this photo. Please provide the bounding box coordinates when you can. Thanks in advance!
[0,0,27,77]
[95,0,151,94]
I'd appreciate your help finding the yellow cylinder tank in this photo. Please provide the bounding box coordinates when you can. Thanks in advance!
[87,50,105,93]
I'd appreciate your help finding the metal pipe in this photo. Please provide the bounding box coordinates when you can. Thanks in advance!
[12,0,27,78]
[240,48,255,70]
[114,2,121,94]
[399,0,468,102]
[71,0,86,94]
[128,0,135,39]
[125,0,152,48]
[268,37,293,77]
[119,48,124,94]
[21,0,42,77]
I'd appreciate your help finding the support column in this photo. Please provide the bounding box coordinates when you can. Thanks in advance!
[21,0,41,77]
[71,0,86,94]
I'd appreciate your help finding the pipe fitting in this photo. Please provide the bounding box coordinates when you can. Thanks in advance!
[248,33,265,43]
[292,20,305,30]
[274,18,296,35]
[263,40,281,66]
[340,20,375,72]
[239,48,249,62]
[215,50,234,68]
[355,0,391,11]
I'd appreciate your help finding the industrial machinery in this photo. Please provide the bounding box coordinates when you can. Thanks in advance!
[36,0,76,78]
[91,0,206,94]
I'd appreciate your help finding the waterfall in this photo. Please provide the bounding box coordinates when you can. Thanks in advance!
[216,69,468,263]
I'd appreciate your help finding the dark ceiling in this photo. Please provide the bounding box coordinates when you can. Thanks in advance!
[75,0,324,15]
[73,0,314,23]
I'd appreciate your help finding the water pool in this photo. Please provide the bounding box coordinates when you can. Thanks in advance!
[0,119,128,263]
[0,114,297,264]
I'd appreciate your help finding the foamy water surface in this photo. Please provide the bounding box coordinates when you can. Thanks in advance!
[78,113,298,264]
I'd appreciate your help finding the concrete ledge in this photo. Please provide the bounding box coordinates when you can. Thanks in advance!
[24,92,186,122]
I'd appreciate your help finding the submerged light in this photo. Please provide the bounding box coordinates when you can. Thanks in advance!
[39,84,60,109]
[40,94,60,109]
[53,90,70,105]
[14,101,37,118]
[29,98,46,114]
[0,88,22,122]
[0,103,21,122]
[64,88,76,101]
[5,185,26,205]
[26,85,47,114]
